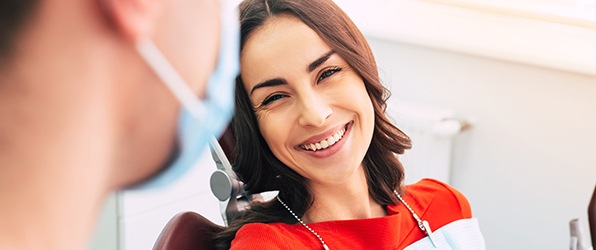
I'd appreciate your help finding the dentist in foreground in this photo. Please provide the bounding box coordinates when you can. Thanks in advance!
[0,0,238,249]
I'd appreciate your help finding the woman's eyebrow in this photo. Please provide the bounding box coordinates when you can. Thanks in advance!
[250,78,287,96]
[307,51,335,72]
[249,51,335,96]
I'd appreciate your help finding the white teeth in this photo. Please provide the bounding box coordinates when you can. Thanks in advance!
[328,138,336,146]
[301,126,347,151]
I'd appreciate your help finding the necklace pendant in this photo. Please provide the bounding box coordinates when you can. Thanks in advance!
[421,220,438,247]
[421,220,433,235]
[323,243,330,250]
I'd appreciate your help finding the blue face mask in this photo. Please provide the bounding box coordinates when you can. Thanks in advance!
[130,0,239,190]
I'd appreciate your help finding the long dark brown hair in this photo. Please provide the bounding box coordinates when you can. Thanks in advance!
[214,0,411,248]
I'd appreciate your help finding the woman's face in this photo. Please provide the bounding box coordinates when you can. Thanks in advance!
[241,15,375,186]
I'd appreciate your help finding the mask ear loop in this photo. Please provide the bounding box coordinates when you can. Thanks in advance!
[135,38,206,120]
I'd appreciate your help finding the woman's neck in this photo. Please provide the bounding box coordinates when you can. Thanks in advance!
[303,166,386,223]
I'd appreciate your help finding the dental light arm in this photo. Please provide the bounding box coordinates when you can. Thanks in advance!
[209,137,249,226]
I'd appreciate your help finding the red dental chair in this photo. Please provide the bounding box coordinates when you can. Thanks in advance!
[153,129,251,250]
[153,211,224,250]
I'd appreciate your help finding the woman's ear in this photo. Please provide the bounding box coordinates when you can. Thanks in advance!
[101,0,163,42]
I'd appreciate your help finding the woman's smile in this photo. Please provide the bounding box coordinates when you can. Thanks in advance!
[296,121,353,158]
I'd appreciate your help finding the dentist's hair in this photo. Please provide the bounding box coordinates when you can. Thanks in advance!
[0,0,39,61]
[215,0,411,248]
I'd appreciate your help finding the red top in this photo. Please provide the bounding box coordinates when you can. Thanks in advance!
[230,179,472,249]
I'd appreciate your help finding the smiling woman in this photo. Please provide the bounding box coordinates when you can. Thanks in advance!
[243,16,377,185]
[213,0,486,249]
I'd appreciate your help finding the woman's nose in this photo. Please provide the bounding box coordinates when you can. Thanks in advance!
[297,92,332,127]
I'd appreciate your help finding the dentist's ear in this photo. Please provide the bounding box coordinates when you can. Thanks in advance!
[101,0,163,42]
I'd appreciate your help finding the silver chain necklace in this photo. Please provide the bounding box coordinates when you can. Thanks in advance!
[276,190,437,250]
[277,196,331,250]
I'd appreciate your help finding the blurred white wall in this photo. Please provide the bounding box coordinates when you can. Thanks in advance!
[369,37,596,249]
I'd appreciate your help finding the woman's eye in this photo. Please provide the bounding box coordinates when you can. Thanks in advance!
[262,94,285,106]
[317,67,342,82]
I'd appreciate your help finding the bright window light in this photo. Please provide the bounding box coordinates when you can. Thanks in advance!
[425,0,596,27]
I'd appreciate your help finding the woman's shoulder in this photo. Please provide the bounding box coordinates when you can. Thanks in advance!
[230,222,308,250]
[401,178,472,219]
[231,223,286,249]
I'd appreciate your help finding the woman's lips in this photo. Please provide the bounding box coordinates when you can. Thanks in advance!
[296,121,353,157]
[300,125,346,151]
